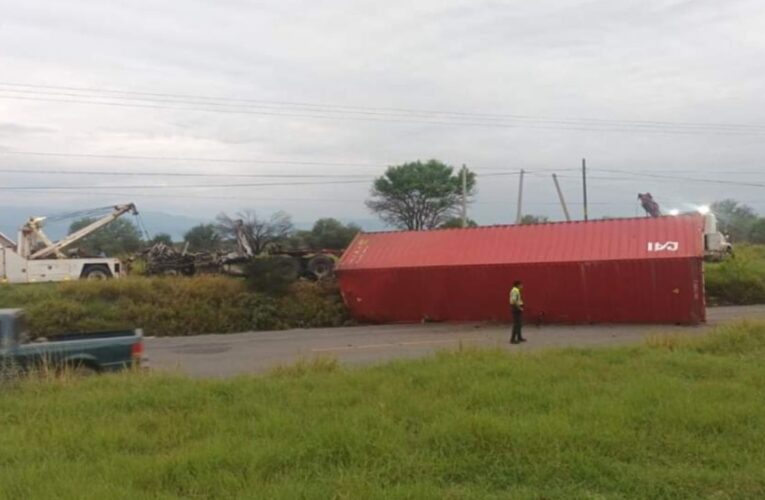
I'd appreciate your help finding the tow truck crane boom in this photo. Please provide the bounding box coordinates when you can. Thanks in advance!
[19,204,137,260]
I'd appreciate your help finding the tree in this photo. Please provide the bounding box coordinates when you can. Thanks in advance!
[366,160,476,230]
[750,218,765,244]
[520,215,549,225]
[439,217,478,229]
[149,233,173,246]
[711,199,758,242]
[68,217,142,256]
[304,218,361,249]
[215,210,293,255]
[183,224,221,252]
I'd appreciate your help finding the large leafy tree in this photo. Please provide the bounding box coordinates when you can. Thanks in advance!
[366,160,476,230]
[68,217,142,256]
[215,210,293,255]
[183,224,221,252]
[306,218,360,249]
[711,199,758,242]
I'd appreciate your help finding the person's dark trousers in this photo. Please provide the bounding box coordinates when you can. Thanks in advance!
[510,307,524,343]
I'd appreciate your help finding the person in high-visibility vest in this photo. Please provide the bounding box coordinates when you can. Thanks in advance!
[509,280,526,344]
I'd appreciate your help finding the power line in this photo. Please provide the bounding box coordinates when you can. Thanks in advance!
[550,170,765,188]
[0,150,584,176]
[5,188,658,208]
[595,169,765,188]
[1,189,367,203]
[2,81,764,132]
[0,150,385,168]
[4,150,762,178]
[2,88,764,135]
[0,179,372,191]
[0,168,373,179]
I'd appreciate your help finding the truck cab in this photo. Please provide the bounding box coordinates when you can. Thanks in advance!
[703,213,734,261]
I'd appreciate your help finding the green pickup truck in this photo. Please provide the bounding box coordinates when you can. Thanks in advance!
[0,309,144,374]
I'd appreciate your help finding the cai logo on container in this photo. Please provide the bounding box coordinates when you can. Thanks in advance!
[647,241,680,252]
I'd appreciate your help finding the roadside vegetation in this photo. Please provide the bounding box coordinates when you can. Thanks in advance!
[1,321,764,499]
[706,244,765,305]
[0,276,350,338]
[2,244,763,339]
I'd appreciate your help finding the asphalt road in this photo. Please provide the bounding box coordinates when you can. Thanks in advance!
[146,305,765,378]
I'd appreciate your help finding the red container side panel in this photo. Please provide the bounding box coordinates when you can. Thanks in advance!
[337,258,705,325]
[338,215,705,270]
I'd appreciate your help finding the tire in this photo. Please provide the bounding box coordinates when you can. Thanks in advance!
[307,255,336,280]
[272,255,300,281]
[63,362,99,377]
[163,268,180,277]
[82,265,112,280]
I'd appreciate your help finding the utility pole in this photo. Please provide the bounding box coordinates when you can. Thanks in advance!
[515,168,525,224]
[582,158,589,221]
[461,164,468,228]
[552,173,571,222]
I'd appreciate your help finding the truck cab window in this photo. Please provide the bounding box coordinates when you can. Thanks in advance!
[16,315,30,344]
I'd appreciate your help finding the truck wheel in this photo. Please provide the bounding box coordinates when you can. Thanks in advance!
[307,255,335,280]
[63,362,99,377]
[82,265,112,280]
[272,255,300,281]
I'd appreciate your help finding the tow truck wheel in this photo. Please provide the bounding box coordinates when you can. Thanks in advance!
[82,265,111,280]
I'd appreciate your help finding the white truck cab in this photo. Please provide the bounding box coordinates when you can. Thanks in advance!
[703,213,733,261]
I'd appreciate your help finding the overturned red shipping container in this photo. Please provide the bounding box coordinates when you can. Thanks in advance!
[336,215,706,325]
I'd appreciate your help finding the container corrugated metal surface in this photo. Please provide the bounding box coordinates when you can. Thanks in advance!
[336,215,706,325]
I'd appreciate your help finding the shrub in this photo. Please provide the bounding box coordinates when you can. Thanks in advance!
[244,256,300,296]
[1,276,350,338]
[706,245,765,305]
[277,281,351,328]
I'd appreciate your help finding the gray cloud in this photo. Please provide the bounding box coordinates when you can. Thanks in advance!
[0,0,764,226]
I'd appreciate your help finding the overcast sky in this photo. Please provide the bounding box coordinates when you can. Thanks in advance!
[1,0,764,230]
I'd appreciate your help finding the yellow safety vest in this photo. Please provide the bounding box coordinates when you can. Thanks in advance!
[510,287,523,307]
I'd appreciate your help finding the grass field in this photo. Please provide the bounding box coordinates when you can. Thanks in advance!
[2,322,765,499]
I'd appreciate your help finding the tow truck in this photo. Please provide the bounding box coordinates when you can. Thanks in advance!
[0,204,137,284]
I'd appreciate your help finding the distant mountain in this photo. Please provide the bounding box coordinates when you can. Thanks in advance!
[137,211,207,241]
[0,204,388,244]
[0,206,204,242]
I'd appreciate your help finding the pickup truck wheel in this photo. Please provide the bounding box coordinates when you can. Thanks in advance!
[64,363,99,377]
[82,265,111,280]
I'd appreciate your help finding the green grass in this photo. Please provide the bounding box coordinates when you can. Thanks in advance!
[706,244,765,305]
[0,276,350,338]
[2,322,765,499]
